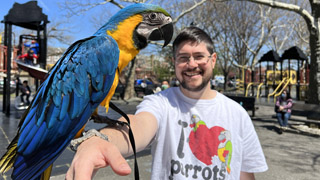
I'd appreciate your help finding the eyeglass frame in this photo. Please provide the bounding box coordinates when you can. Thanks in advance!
[174,54,212,65]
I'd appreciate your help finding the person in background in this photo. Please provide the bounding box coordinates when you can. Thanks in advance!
[211,78,216,89]
[15,76,22,97]
[24,40,40,56]
[161,80,169,90]
[153,84,162,93]
[66,27,268,180]
[20,80,31,106]
[275,89,293,131]
[18,49,38,66]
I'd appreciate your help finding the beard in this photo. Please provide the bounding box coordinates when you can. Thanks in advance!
[177,68,211,92]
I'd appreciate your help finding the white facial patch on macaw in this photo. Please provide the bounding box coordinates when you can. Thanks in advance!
[136,23,157,38]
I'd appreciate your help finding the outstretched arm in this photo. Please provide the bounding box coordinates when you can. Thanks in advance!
[66,112,158,180]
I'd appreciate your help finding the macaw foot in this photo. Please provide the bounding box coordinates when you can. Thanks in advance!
[90,114,128,127]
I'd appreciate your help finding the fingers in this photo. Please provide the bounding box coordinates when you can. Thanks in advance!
[102,144,131,176]
[66,158,96,180]
[65,137,131,180]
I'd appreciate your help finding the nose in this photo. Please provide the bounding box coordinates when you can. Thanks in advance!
[187,57,198,67]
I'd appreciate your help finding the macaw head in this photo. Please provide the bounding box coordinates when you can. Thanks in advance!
[95,3,173,49]
[190,114,206,132]
[218,130,231,142]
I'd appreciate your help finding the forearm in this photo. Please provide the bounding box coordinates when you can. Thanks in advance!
[283,101,293,110]
[98,112,157,157]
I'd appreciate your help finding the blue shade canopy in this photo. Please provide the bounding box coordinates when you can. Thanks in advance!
[281,46,308,61]
[258,50,281,63]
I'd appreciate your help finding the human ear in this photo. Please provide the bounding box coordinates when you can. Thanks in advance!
[211,53,217,69]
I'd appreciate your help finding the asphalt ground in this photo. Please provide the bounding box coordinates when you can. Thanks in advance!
[0,97,319,180]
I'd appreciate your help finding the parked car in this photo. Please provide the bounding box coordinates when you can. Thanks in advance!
[0,79,16,94]
[134,79,155,96]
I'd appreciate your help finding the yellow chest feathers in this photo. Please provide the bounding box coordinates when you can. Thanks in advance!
[107,14,142,71]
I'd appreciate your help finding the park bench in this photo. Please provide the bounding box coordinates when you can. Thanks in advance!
[226,95,256,116]
[291,103,320,120]
[290,103,320,127]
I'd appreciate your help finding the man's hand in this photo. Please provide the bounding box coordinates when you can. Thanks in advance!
[66,136,131,180]
[66,112,158,180]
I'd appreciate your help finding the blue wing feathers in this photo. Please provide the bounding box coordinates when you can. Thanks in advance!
[24,123,47,156]
[18,121,39,153]
[12,35,120,179]
[19,105,37,132]
[59,95,70,120]
[17,116,35,147]
[14,104,94,180]
[48,106,60,128]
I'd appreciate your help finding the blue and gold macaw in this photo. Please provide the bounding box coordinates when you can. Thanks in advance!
[0,3,173,180]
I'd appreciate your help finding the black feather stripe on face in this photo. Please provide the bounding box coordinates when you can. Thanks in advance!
[133,26,148,50]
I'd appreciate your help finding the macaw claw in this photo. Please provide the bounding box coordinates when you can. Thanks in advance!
[90,114,129,127]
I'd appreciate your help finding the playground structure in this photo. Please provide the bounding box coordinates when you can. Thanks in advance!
[1,1,49,116]
[239,47,309,102]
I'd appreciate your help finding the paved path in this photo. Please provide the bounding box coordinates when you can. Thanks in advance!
[0,98,319,180]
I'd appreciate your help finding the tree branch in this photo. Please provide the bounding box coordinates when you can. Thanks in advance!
[242,0,315,30]
[172,0,207,24]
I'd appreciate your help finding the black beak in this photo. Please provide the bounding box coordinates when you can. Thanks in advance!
[148,23,173,47]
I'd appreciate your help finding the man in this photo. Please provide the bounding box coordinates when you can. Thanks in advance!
[20,80,31,105]
[66,27,268,179]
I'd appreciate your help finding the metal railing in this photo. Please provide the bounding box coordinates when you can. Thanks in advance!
[267,78,291,103]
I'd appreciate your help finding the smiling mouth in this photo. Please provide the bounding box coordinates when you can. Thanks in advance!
[184,71,203,77]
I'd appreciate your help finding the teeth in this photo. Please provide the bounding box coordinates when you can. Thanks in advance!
[185,72,200,76]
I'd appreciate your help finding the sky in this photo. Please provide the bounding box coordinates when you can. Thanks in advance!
[0,0,119,48]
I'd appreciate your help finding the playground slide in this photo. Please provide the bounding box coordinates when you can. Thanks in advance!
[15,60,48,81]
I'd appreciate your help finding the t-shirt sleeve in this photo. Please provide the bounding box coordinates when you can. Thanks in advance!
[240,113,268,173]
[135,93,165,128]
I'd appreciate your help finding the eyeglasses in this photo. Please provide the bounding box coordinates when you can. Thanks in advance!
[175,54,211,65]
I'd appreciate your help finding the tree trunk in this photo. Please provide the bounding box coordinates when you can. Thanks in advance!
[124,59,136,100]
[307,16,320,104]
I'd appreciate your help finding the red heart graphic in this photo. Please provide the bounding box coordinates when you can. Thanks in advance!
[189,125,225,165]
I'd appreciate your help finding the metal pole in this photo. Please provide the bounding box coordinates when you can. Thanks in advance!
[259,63,262,83]
[273,62,276,90]
[5,23,12,116]
[2,23,8,113]
[251,69,254,96]
[297,60,300,100]
[288,59,291,93]
[43,24,47,69]
[265,62,269,97]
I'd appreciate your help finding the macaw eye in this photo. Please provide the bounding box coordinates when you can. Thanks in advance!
[149,13,157,20]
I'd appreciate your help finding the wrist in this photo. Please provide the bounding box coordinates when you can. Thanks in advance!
[70,129,109,151]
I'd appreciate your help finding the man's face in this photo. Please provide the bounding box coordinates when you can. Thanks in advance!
[174,41,216,92]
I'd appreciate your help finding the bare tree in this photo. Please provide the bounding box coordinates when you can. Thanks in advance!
[185,1,268,89]
[47,19,75,46]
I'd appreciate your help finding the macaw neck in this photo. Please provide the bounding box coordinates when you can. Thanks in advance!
[106,14,143,72]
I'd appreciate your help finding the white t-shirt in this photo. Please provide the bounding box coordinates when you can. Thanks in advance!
[136,87,268,180]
